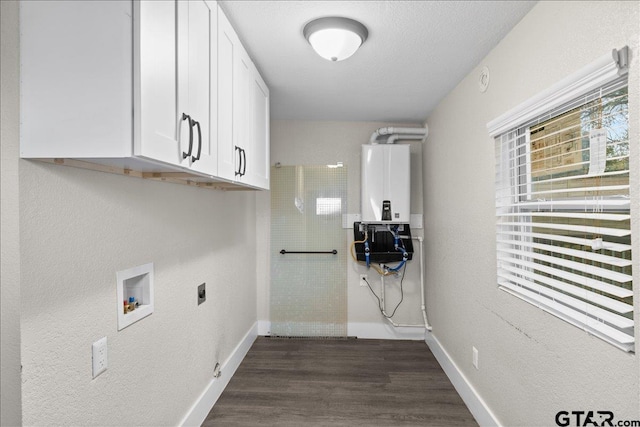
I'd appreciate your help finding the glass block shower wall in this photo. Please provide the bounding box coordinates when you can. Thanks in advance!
[270,165,348,337]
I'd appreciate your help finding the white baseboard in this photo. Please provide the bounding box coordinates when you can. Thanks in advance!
[348,322,425,340]
[425,330,500,427]
[179,322,258,427]
[257,321,423,340]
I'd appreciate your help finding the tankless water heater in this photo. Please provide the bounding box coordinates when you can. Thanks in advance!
[361,144,410,223]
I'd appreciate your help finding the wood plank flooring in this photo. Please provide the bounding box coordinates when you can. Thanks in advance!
[203,337,477,426]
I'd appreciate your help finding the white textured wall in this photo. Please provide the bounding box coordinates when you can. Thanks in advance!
[257,120,427,333]
[1,1,22,426]
[422,1,640,425]
[18,165,258,426]
[8,4,259,425]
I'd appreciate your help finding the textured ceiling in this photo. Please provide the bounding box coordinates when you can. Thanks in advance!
[219,1,537,123]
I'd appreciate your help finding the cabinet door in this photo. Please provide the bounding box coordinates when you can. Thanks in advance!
[216,5,270,188]
[245,66,270,190]
[185,0,217,176]
[21,0,133,158]
[136,0,216,174]
[135,0,181,165]
[217,7,239,181]
[233,46,253,184]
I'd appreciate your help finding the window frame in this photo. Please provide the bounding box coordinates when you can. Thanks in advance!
[488,48,633,352]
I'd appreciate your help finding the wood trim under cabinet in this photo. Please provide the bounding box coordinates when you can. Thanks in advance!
[35,158,259,191]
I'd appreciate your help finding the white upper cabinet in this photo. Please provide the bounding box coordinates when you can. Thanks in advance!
[246,66,270,189]
[21,0,267,190]
[20,0,133,158]
[217,6,270,190]
[134,0,218,175]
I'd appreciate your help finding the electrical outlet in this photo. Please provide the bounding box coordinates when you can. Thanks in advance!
[92,337,108,378]
[472,346,479,370]
[359,274,368,286]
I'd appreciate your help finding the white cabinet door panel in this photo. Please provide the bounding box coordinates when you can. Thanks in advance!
[248,70,270,189]
[186,0,217,175]
[233,47,252,184]
[217,7,238,181]
[136,0,181,165]
[21,0,132,158]
[137,0,217,175]
[216,5,270,189]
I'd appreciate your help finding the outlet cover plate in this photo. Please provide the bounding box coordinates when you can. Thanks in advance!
[92,337,108,378]
[359,274,368,286]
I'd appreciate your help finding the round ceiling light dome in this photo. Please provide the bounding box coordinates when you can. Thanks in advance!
[303,17,368,62]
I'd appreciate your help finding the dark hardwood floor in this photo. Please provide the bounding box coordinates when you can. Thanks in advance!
[203,337,478,426]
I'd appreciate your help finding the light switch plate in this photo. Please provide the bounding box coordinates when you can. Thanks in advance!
[92,337,108,378]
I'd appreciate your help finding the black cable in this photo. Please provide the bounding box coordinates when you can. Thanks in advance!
[363,277,384,313]
[385,262,407,318]
[363,262,407,319]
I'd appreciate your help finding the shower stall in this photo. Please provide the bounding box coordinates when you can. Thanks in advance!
[270,165,348,337]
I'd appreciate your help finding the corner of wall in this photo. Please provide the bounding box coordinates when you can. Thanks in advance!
[0,1,23,426]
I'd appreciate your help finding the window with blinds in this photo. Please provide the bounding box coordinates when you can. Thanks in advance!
[493,73,633,352]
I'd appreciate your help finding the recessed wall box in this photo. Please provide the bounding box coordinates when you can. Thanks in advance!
[116,263,154,330]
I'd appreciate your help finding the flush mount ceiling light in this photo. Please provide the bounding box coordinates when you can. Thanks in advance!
[303,17,368,62]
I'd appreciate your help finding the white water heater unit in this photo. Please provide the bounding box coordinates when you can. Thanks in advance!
[361,144,410,223]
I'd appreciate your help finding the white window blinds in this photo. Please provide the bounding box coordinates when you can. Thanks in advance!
[489,49,633,352]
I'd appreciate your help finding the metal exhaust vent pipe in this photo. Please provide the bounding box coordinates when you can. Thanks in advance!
[369,126,429,144]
